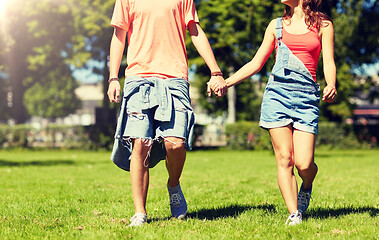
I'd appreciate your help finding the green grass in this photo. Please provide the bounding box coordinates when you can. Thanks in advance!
[0,149,378,239]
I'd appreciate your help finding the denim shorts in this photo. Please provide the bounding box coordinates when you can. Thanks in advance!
[123,89,188,141]
[259,76,321,134]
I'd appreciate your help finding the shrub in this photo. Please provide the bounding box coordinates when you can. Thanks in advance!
[225,121,377,150]
[316,122,360,148]
[0,124,30,148]
[0,124,99,150]
[225,121,272,150]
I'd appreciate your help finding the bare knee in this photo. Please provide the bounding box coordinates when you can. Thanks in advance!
[275,151,294,169]
[164,137,186,153]
[297,161,318,173]
[132,138,152,156]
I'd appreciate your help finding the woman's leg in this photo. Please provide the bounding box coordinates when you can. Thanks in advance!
[293,130,317,190]
[130,138,151,215]
[269,125,298,214]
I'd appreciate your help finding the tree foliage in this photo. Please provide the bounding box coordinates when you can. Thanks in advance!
[0,70,10,121]
[189,0,379,122]
[0,0,377,124]
[0,0,80,120]
[188,0,283,121]
[67,0,117,111]
[24,68,80,118]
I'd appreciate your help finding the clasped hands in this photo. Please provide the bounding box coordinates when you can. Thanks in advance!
[207,76,228,97]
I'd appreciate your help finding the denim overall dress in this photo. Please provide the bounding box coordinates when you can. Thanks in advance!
[259,18,321,134]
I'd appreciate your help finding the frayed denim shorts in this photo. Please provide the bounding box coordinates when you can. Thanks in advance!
[259,75,321,134]
[124,86,188,141]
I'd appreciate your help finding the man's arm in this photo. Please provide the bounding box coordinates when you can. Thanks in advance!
[107,27,127,103]
[188,21,227,97]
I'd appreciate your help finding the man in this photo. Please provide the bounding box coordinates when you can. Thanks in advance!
[107,0,227,227]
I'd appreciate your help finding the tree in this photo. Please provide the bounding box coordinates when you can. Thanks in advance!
[24,68,80,118]
[0,25,11,122]
[0,0,80,121]
[318,0,379,121]
[0,70,11,122]
[188,0,379,122]
[0,0,29,123]
[67,0,121,115]
[188,0,286,121]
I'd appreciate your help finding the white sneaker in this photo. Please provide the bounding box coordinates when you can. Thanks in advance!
[128,213,147,227]
[167,183,187,219]
[286,210,302,226]
[298,183,312,214]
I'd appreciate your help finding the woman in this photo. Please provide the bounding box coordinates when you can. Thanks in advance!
[224,0,337,225]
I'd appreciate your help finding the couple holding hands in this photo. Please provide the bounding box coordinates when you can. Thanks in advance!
[107,0,337,226]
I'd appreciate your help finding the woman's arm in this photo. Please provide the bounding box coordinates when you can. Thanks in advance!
[107,27,127,103]
[188,21,227,97]
[225,19,276,88]
[320,20,337,103]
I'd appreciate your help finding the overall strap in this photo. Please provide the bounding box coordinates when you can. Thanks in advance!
[276,17,283,41]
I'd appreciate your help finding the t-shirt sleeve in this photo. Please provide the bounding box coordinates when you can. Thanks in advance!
[110,0,130,31]
[184,0,199,27]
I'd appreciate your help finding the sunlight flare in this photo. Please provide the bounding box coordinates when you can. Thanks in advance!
[0,0,12,21]
[0,0,10,16]
[0,0,12,53]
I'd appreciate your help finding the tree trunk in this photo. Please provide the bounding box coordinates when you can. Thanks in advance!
[9,48,27,124]
[227,85,236,123]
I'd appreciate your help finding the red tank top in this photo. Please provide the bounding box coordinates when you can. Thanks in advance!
[276,26,321,82]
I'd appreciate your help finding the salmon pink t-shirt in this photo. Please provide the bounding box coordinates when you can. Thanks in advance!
[111,0,199,80]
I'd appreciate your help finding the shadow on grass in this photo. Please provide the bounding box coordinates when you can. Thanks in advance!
[315,152,366,159]
[186,203,276,220]
[0,159,76,167]
[305,206,378,219]
[148,203,276,223]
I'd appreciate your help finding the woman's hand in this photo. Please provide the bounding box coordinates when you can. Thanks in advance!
[322,85,337,103]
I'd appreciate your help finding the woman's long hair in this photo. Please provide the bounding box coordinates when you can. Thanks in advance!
[283,0,332,29]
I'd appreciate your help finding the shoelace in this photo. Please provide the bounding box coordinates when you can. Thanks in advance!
[298,191,312,207]
[170,192,182,206]
[286,210,301,225]
[129,215,146,226]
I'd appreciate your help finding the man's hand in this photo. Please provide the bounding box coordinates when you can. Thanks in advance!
[207,76,227,97]
[107,81,121,103]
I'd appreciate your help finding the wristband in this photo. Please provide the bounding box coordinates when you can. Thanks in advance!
[108,77,119,83]
[211,71,223,77]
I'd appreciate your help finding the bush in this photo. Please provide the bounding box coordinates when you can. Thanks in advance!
[225,121,272,150]
[0,124,30,148]
[0,124,109,150]
[316,122,360,148]
[225,121,377,150]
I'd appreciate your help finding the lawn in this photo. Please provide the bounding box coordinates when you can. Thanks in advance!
[0,149,377,239]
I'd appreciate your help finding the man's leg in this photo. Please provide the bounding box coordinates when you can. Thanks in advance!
[164,137,187,219]
[130,138,151,215]
[165,137,186,187]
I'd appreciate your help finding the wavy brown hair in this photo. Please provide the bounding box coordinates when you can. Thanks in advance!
[283,0,332,30]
